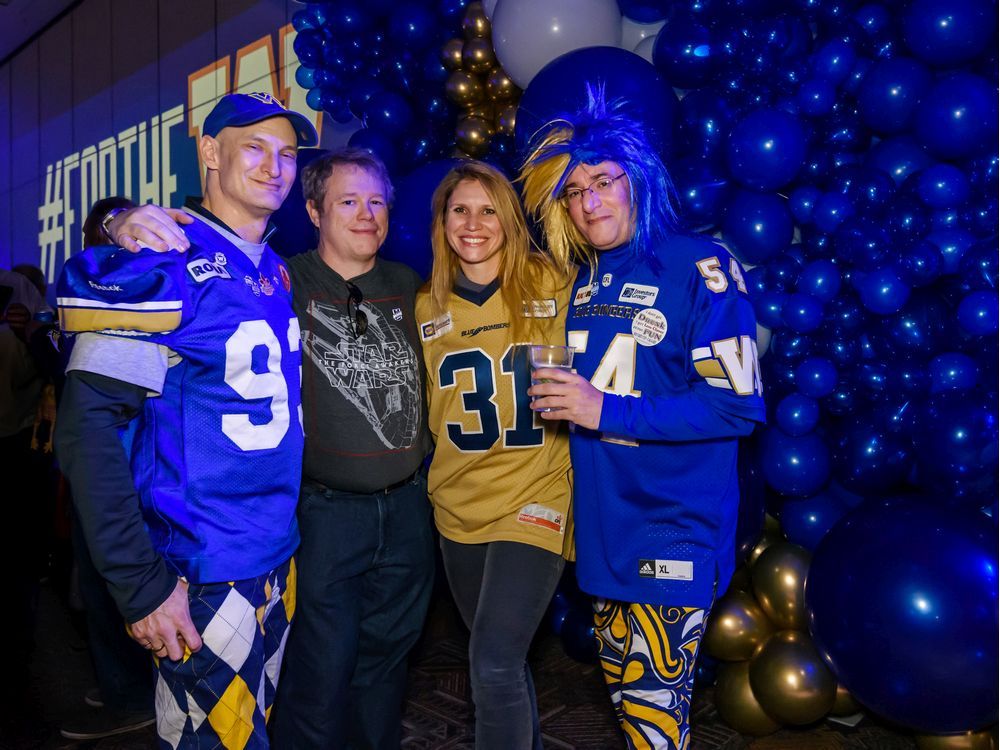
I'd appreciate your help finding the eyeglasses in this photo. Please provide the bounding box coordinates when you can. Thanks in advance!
[346,282,368,339]
[559,173,627,206]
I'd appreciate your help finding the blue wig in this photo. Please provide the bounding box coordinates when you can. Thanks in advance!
[520,85,679,272]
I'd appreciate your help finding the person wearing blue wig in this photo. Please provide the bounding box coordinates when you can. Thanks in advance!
[522,87,766,750]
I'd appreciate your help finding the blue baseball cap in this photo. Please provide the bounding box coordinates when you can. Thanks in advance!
[203,92,319,147]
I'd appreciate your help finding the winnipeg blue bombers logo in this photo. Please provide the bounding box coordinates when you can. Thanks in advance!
[187,258,231,283]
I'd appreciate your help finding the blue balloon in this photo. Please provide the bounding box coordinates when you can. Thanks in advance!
[760,428,831,497]
[826,291,867,331]
[912,392,999,499]
[560,606,599,663]
[380,159,460,278]
[722,189,793,265]
[515,47,677,160]
[902,0,998,67]
[852,3,891,36]
[766,251,803,291]
[857,57,932,134]
[813,192,855,233]
[897,240,943,288]
[676,90,737,160]
[797,259,842,302]
[672,157,732,231]
[926,228,975,275]
[775,393,820,436]
[388,3,437,50]
[617,0,670,22]
[326,0,374,35]
[294,30,326,67]
[795,356,839,398]
[753,290,785,329]
[928,352,980,394]
[834,217,891,271]
[884,196,931,248]
[830,165,896,213]
[866,135,932,184]
[348,128,402,175]
[789,185,822,224]
[362,90,414,137]
[726,108,807,190]
[779,491,850,550]
[806,499,999,732]
[915,73,999,161]
[957,290,999,336]
[959,240,999,290]
[295,66,317,89]
[831,416,913,493]
[768,329,814,364]
[796,78,837,117]
[811,38,857,85]
[292,10,316,32]
[305,86,324,112]
[652,14,722,89]
[856,267,911,315]
[877,290,949,353]
[782,293,825,333]
[916,163,971,209]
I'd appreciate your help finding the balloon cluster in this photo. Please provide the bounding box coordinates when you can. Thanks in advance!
[441,3,522,157]
[291,0,470,174]
[703,532,844,735]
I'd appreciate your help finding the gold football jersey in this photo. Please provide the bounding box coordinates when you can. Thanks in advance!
[417,270,574,557]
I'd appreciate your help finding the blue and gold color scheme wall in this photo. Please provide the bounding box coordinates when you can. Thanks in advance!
[0,0,337,290]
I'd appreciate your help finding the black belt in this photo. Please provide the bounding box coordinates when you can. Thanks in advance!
[304,471,417,496]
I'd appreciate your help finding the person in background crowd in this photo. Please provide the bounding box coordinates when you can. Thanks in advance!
[55,92,316,747]
[520,90,766,750]
[416,160,574,749]
[104,146,435,750]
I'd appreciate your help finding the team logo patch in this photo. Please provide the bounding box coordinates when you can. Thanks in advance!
[260,274,274,296]
[631,308,667,346]
[573,286,593,306]
[213,252,227,266]
[187,258,231,283]
[601,273,613,287]
[517,503,564,533]
[638,558,694,581]
[279,264,292,292]
[392,307,403,321]
[522,298,557,318]
[420,312,453,341]
[244,274,261,296]
[619,283,659,306]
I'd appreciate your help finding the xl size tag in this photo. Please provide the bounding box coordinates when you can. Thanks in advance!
[638,558,693,581]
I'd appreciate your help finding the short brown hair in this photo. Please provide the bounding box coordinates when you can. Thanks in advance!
[301,147,395,212]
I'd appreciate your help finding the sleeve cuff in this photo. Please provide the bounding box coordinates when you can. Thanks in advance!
[67,332,169,394]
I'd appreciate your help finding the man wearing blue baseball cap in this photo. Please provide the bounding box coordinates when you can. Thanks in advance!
[55,93,317,747]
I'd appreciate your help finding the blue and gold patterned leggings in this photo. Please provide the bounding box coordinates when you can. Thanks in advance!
[593,600,706,750]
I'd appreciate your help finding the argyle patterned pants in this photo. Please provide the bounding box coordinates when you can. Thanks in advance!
[152,558,296,749]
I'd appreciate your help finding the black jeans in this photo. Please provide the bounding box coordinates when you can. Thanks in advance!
[272,476,435,750]
[440,538,565,750]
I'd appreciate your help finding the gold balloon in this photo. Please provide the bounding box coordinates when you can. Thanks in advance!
[495,104,517,136]
[748,630,836,726]
[915,731,998,750]
[729,565,752,592]
[462,38,497,75]
[455,117,492,157]
[746,527,782,567]
[703,590,775,662]
[464,104,494,125]
[462,1,491,39]
[441,38,464,71]
[829,683,861,717]
[751,541,811,630]
[445,71,485,107]
[714,662,782,736]
[486,67,519,102]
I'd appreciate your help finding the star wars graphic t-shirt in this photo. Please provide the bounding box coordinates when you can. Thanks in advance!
[288,250,430,493]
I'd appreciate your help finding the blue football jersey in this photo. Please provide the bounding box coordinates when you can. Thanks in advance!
[58,218,303,584]
[566,233,765,607]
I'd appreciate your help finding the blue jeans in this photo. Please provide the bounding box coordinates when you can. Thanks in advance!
[440,538,565,750]
[272,476,435,750]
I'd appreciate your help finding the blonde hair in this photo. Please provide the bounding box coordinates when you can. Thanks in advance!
[427,160,567,342]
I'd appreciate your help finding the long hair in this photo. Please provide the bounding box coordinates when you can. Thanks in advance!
[428,160,564,342]
[519,85,679,274]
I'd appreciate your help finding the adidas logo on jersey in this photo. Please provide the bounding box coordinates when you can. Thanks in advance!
[638,559,656,578]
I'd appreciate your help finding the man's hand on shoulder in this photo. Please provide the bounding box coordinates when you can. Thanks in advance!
[110,205,193,254]
[128,578,203,661]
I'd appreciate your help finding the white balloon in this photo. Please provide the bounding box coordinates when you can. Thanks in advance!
[621,16,665,52]
[756,323,772,357]
[492,0,623,89]
[633,34,657,64]
[483,0,499,20]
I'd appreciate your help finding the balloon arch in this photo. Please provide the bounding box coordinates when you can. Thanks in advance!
[291,0,998,745]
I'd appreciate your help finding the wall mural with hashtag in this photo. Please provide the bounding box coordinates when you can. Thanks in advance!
[0,0,334,292]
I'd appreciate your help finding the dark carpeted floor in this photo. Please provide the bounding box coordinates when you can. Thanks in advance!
[4,576,927,750]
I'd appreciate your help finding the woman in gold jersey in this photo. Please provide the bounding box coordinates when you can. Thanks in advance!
[415,161,573,749]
